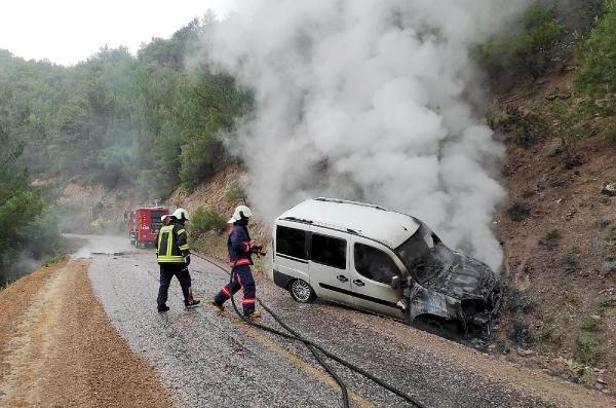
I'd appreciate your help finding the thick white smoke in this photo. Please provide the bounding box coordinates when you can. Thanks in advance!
[207,0,529,270]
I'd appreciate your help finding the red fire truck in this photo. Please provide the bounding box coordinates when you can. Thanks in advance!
[129,207,170,248]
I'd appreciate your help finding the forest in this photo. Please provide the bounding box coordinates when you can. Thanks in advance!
[0,0,614,282]
[0,18,250,281]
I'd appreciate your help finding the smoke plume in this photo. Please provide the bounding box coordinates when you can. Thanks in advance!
[207,0,529,270]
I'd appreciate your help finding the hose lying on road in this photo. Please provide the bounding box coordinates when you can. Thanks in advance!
[228,265,350,408]
[193,253,426,408]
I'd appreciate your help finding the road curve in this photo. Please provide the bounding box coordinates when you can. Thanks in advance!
[83,235,614,408]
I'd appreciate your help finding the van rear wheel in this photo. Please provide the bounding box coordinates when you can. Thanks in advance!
[289,279,316,303]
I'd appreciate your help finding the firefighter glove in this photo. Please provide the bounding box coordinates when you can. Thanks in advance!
[185,255,191,266]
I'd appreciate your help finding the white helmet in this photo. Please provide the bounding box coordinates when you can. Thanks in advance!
[228,205,252,223]
[161,215,169,221]
[172,208,190,221]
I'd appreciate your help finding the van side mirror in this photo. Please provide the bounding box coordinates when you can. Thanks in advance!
[391,275,401,290]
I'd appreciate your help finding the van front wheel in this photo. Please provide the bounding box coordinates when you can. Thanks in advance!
[289,279,316,303]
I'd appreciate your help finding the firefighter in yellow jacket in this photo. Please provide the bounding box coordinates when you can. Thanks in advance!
[156,208,200,312]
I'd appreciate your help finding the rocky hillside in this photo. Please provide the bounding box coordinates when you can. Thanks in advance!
[492,67,615,390]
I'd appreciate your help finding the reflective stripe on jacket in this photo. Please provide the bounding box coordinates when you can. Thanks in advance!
[157,223,189,264]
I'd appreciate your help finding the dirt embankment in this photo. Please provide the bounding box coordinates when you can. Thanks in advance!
[0,259,170,407]
[495,69,616,390]
[57,182,138,234]
[167,163,270,265]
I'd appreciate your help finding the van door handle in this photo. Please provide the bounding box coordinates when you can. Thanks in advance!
[337,275,348,282]
[353,279,365,287]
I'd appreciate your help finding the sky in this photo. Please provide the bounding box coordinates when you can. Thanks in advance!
[0,0,238,65]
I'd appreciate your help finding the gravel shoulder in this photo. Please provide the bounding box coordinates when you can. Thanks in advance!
[0,258,170,407]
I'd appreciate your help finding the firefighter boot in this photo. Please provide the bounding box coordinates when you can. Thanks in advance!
[210,300,224,313]
[157,304,170,313]
[185,298,201,309]
[247,310,262,319]
[184,291,201,309]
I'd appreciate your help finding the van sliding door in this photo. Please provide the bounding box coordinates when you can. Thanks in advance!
[308,228,353,305]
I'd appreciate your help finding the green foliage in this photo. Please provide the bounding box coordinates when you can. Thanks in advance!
[474,5,564,78]
[225,181,247,203]
[575,315,602,366]
[179,135,223,189]
[492,107,550,147]
[507,201,531,222]
[546,100,586,146]
[17,206,63,258]
[0,90,62,281]
[0,16,252,199]
[485,109,514,130]
[575,332,600,365]
[515,112,550,147]
[191,207,227,234]
[608,122,616,143]
[0,17,253,281]
[177,73,252,188]
[575,0,616,95]
[539,229,561,250]
[580,316,601,332]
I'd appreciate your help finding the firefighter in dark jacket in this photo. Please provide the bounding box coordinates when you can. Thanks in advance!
[156,208,200,312]
[212,205,262,318]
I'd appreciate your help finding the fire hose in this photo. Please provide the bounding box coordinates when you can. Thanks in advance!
[192,252,426,408]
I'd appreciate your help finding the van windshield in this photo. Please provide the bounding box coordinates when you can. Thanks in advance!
[395,226,441,283]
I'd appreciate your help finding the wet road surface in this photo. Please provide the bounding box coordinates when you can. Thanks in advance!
[83,236,614,408]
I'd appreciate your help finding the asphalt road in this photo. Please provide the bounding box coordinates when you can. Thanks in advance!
[82,235,614,408]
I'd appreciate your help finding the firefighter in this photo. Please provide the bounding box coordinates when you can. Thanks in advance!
[212,205,262,318]
[156,208,200,312]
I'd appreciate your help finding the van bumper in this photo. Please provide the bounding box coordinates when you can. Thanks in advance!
[273,269,294,290]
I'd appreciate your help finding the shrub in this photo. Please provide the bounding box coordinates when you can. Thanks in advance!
[575,0,616,96]
[191,206,227,234]
[507,202,531,222]
[539,229,561,250]
[608,119,616,143]
[225,181,247,203]
[474,5,564,78]
[580,316,601,332]
[485,109,514,130]
[575,332,600,365]
[18,206,63,258]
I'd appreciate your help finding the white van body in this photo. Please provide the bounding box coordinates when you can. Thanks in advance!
[270,197,502,329]
[271,198,420,319]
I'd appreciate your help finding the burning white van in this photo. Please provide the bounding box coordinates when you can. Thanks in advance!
[270,198,502,333]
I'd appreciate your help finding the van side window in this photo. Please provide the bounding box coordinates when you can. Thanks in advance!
[276,226,307,260]
[311,234,346,269]
[354,243,399,284]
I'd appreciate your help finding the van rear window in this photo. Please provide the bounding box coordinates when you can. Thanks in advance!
[311,234,346,269]
[276,226,307,260]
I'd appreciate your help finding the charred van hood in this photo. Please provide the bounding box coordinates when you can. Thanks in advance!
[420,249,498,300]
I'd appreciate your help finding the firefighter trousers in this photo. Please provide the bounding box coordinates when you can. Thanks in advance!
[214,265,256,315]
[157,264,192,306]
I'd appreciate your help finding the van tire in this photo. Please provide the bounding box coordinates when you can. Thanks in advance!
[289,279,316,303]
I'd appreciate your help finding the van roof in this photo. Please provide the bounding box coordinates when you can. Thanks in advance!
[277,198,420,249]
